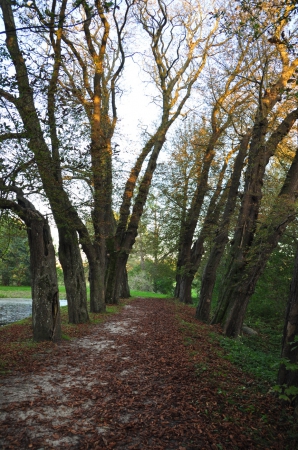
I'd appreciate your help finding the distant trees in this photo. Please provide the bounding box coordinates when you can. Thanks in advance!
[128,192,176,295]
[0,214,30,286]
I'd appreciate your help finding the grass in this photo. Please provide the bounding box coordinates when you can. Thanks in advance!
[175,302,284,388]
[0,285,32,298]
[0,286,170,299]
[130,290,170,298]
[214,318,284,386]
[0,285,67,298]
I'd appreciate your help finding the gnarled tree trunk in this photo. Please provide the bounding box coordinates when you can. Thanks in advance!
[29,214,61,342]
[58,227,89,323]
[0,187,61,341]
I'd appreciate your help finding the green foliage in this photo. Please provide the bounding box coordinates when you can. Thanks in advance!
[128,267,154,292]
[0,285,67,298]
[218,332,281,385]
[273,384,298,402]
[247,240,294,323]
[128,260,175,295]
[0,215,31,286]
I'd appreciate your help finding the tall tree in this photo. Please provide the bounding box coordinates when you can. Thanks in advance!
[211,5,298,336]
[196,130,251,321]
[88,0,221,304]
[174,37,257,303]
[0,0,89,323]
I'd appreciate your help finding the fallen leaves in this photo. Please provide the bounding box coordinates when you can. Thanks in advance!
[0,299,297,449]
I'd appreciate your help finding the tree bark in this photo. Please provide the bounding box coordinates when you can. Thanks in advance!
[29,215,61,342]
[212,137,298,336]
[278,244,298,409]
[120,266,130,299]
[58,228,89,323]
[88,244,106,313]
[0,190,61,341]
[196,132,250,322]
[176,143,233,304]
[106,251,129,304]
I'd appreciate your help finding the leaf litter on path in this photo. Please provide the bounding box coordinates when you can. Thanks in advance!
[0,299,297,449]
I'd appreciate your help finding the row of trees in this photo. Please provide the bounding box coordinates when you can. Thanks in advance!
[1,0,298,404]
[0,0,221,333]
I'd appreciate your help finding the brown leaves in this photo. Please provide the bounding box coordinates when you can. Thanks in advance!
[0,298,297,449]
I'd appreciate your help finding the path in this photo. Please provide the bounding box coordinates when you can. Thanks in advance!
[0,298,295,449]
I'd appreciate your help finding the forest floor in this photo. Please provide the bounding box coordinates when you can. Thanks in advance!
[0,298,297,450]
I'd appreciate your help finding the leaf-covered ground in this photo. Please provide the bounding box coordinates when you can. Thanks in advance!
[0,298,297,449]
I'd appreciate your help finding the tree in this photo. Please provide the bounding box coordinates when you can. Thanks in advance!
[102,0,221,304]
[196,130,251,321]
[0,0,221,312]
[173,36,257,304]
[0,0,89,323]
[211,8,298,336]
[0,183,61,341]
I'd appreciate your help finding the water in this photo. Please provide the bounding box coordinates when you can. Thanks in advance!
[0,298,67,326]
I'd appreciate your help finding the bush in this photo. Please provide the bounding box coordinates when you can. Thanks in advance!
[128,260,175,295]
[128,270,154,292]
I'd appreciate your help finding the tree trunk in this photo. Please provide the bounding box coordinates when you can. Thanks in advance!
[176,148,231,303]
[28,215,61,342]
[106,252,128,304]
[213,105,298,332]
[120,266,130,298]
[58,228,89,323]
[179,274,194,304]
[174,136,218,301]
[278,244,298,409]
[196,243,225,322]
[196,132,250,322]
[212,139,298,336]
[89,251,106,313]
[0,186,61,341]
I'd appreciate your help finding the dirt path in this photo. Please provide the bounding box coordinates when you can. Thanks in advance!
[0,299,296,449]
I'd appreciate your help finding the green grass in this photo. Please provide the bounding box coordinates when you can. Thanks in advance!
[0,286,169,299]
[130,290,170,298]
[0,285,68,298]
[0,285,32,298]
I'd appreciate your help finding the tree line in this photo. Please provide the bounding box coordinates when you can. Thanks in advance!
[1,0,298,405]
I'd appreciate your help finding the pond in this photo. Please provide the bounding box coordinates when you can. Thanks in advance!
[0,298,67,326]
